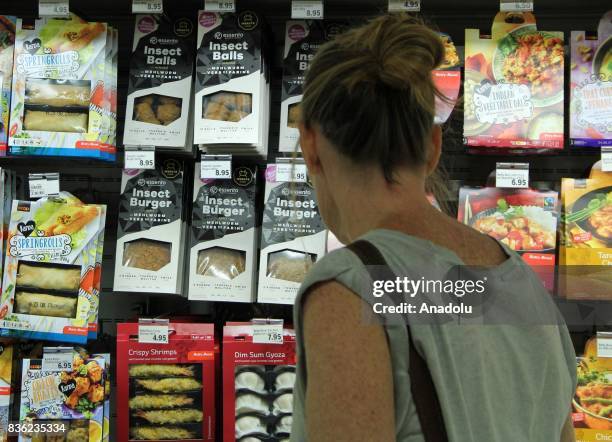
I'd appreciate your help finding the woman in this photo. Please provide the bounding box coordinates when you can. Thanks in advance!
[292,14,577,442]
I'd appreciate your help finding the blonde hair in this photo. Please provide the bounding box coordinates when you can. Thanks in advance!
[300,13,445,183]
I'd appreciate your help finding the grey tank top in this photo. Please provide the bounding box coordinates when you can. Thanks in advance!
[291,229,576,442]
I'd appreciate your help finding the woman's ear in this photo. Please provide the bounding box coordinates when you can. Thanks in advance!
[427,125,442,174]
[299,122,322,175]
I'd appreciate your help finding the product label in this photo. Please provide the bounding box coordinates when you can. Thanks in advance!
[495,166,529,188]
[602,148,612,172]
[574,80,612,132]
[41,352,73,372]
[138,324,169,344]
[125,149,155,170]
[388,0,420,12]
[39,0,70,17]
[596,337,612,358]
[252,323,284,344]
[201,159,232,179]
[9,233,72,259]
[473,82,533,125]
[29,175,60,198]
[499,1,533,12]
[275,163,307,183]
[132,0,163,13]
[204,0,235,12]
[291,1,324,19]
[16,51,79,79]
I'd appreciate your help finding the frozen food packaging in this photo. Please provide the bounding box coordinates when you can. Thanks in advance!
[124,14,195,150]
[0,16,15,156]
[0,193,105,344]
[18,354,107,442]
[458,187,559,291]
[0,342,13,442]
[464,12,564,150]
[570,11,612,147]
[113,157,186,294]
[572,334,612,440]
[8,15,115,160]
[257,164,326,304]
[116,322,216,441]
[559,164,612,300]
[188,163,258,302]
[223,324,296,442]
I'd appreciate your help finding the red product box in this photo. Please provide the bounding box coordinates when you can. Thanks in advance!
[117,322,216,442]
[222,324,297,442]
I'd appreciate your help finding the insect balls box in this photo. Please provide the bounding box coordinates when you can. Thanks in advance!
[222,323,296,442]
[116,322,216,442]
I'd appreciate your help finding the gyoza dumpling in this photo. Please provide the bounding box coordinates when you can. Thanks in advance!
[235,393,269,415]
[275,415,293,434]
[272,393,293,415]
[235,370,265,393]
[235,415,267,438]
[274,371,296,391]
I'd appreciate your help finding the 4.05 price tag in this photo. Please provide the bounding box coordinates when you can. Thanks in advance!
[125,148,155,170]
[42,351,73,372]
[495,163,529,189]
[204,0,235,12]
[201,159,232,179]
[276,162,307,183]
[291,0,324,19]
[39,0,70,17]
[388,0,420,12]
[132,0,163,13]
[138,324,169,344]
[253,323,283,345]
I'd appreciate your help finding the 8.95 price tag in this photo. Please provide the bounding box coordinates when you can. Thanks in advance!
[39,0,70,17]
[42,350,73,372]
[125,147,155,170]
[132,0,163,13]
[276,162,307,183]
[291,0,324,19]
[495,163,529,188]
[201,158,232,179]
[138,324,169,344]
[388,0,420,12]
[204,0,235,12]
[253,323,283,345]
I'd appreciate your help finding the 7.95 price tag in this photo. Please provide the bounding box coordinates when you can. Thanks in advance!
[204,0,235,12]
[495,163,529,189]
[125,147,155,170]
[276,162,307,183]
[291,0,324,19]
[39,0,70,17]
[42,350,73,372]
[138,324,169,344]
[253,323,284,345]
[132,0,163,13]
[388,0,420,12]
[201,158,232,179]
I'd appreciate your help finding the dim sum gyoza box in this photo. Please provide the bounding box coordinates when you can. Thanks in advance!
[0,193,105,344]
[116,322,216,442]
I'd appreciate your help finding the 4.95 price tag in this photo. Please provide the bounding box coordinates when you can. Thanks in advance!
[125,147,155,170]
[204,0,235,12]
[42,350,73,372]
[138,324,169,344]
[388,0,420,12]
[495,163,529,189]
[39,0,70,17]
[132,0,163,13]
[253,323,284,345]
[291,0,324,19]
[201,158,232,179]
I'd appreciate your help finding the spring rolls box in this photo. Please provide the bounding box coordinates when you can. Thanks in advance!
[124,14,195,149]
[9,16,116,160]
[464,12,564,150]
[559,165,612,300]
[194,11,268,149]
[189,163,258,303]
[222,324,296,442]
[116,322,216,442]
[570,11,612,147]
[457,187,559,291]
[18,355,107,442]
[0,16,15,156]
[572,334,612,441]
[0,342,13,442]
[257,165,327,305]
[113,158,186,295]
[0,194,104,344]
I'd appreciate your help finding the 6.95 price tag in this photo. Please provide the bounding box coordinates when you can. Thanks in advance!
[138,324,169,344]
[597,333,612,358]
[39,0,70,17]
[201,158,232,179]
[276,162,307,183]
[253,323,283,345]
[42,350,73,372]
[132,0,163,13]
[125,147,155,170]
[495,163,529,189]
[291,0,324,19]
[204,0,235,12]
[602,147,612,172]
[388,0,420,12]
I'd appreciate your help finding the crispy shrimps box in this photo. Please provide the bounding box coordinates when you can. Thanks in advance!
[117,322,216,442]
[222,324,296,442]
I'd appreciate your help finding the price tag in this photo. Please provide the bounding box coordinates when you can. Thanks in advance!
[125,147,155,170]
[138,324,169,344]
[253,323,283,345]
[388,0,420,12]
[29,173,60,199]
[204,0,235,12]
[500,1,533,12]
[132,0,163,13]
[495,163,529,188]
[276,162,307,183]
[602,147,612,173]
[597,333,612,358]
[39,0,70,17]
[291,0,324,19]
[201,156,232,179]
[42,349,73,372]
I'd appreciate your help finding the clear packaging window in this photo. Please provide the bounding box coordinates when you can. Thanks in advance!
[197,247,246,280]
[287,103,300,128]
[133,94,183,126]
[267,249,316,283]
[202,91,252,122]
[123,239,172,271]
